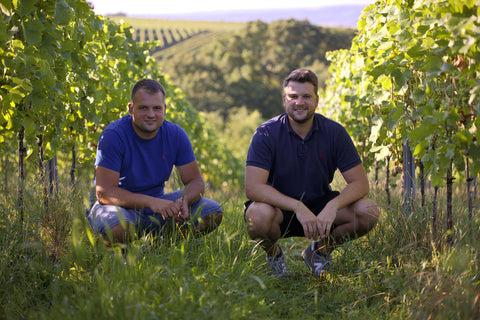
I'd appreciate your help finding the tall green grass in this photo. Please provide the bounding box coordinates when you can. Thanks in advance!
[0,173,479,319]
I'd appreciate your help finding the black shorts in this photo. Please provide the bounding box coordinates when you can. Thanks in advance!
[244,190,340,238]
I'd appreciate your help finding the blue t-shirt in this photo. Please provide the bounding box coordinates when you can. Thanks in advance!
[246,113,361,203]
[95,115,195,197]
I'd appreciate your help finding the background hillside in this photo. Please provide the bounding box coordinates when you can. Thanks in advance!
[108,16,356,119]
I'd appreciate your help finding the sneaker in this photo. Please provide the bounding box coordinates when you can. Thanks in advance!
[302,242,332,276]
[266,245,287,277]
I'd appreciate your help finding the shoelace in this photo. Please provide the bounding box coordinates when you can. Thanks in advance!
[314,260,331,275]
[267,254,286,273]
[314,262,326,275]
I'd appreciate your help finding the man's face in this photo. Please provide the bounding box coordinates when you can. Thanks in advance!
[283,81,318,124]
[128,88,166,139]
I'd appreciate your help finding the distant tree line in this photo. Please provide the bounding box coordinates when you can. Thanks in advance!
[163,19,356,119]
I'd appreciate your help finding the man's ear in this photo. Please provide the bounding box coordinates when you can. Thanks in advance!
[128,102,133,115]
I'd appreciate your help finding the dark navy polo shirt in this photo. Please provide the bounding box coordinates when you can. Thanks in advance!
[246,113,361,203]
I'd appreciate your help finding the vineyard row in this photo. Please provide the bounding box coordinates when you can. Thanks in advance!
[132,27,207,53]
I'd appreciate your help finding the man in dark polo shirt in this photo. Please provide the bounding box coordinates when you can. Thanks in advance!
[244,68,379,277]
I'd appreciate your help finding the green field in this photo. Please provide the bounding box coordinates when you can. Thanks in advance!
[105,16,247,71]
[107,16,244,57]
[107,16,246,33]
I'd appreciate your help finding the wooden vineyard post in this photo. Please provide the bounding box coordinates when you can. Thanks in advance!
[432,186,439,241]
[46,155,58,197]
[386,155,391,206]
[465,153,473,220]
[402,140,415,215]
[446,160,453,245]
[17,127,25,229]
[70,146,76,186]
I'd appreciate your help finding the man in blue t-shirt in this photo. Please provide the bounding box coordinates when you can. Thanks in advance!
[244,68,379,277]
[87,79,223,246]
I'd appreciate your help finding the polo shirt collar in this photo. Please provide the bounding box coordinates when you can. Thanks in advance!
[285,113,320,140]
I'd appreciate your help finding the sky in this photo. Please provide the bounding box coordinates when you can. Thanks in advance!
[87,0,374,16]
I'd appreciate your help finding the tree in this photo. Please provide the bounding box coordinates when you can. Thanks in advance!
[166,19,355,118]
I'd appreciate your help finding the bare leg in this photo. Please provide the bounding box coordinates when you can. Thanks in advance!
[316,198,379,255]
[189,211,223,236]
[245,202,284,257]
[103,222,136,247]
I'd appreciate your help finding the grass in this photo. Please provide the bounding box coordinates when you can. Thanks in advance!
[0,172,479,319]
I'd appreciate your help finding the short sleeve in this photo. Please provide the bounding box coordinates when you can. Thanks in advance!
[94,129,124,173]
[246,127,274,171]
[335,126,362,173]
[173,126,196,166]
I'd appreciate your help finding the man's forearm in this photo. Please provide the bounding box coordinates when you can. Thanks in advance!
[246,183,304,212]
[329,181,369,211]
[182,179,205,205]
[97,186,157,209]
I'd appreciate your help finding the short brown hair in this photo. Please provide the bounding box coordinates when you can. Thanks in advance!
[131,79,166,101]
[283,68,319,96]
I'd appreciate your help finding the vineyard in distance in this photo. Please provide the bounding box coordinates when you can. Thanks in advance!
[107,16,245,62]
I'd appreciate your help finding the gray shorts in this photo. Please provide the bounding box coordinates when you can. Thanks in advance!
[87,190,222,236]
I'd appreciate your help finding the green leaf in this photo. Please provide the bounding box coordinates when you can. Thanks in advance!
[22,18,44,46]
[379,76,392,90]
[413,139,429,158]
[397,29,412,43]
[54,0,73,26]
[0,0,14,14]
[423,55,443,77]
[369,64,386,79]
[386,19,400,36]
[416,24,431,35]
[0,18,8,42]
[406,41,426,57]
[408,123,435,141]
[440,62,456,74]
[13,0,36,16]
[369,117,384,143]
[412,87,425,104]
[392,68,413,88]
[388,104,403,130]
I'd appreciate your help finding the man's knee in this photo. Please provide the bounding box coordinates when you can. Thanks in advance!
[245,202,279,236]
[355,199,380,231]
[103,222,135,247]
[202,211,223,231]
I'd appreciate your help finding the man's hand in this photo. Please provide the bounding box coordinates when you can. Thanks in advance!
[151,198,182,221]
[295,203,320,240]
[175,197,190,222]
[315,202,338,239]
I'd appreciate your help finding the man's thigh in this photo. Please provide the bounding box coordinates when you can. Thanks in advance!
[244,191,341,238]
[87,201,138,235]
[334,198,379,228]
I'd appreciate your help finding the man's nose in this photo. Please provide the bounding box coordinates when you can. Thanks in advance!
[295,97,304,105]
[146,107,155,117]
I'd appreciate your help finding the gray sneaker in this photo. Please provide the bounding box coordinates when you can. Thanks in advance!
[266,245,287,277]
[302,242,332,276]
